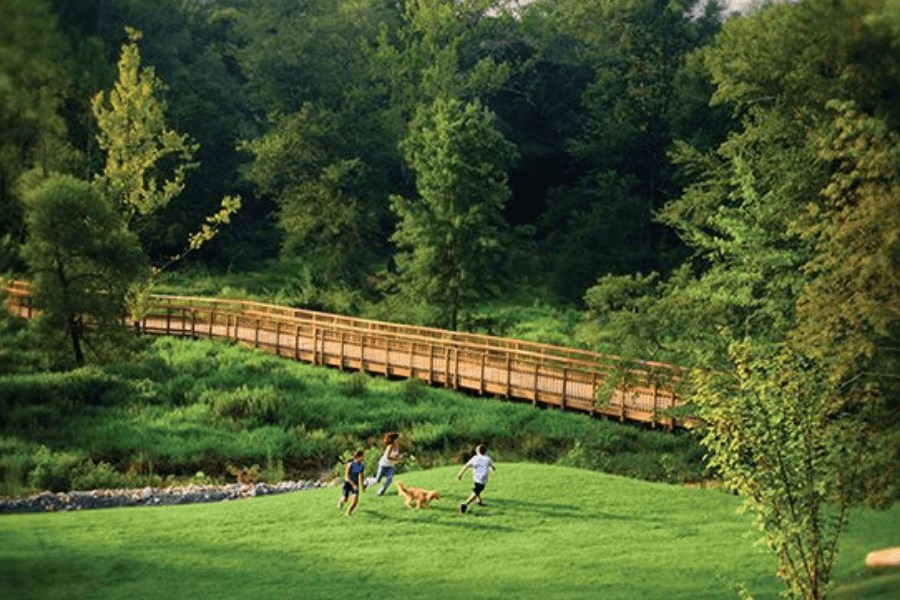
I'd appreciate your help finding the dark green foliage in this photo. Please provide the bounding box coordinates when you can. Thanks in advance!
[22,175,148,366]
[343,371,370,398]
[0,368,132,433]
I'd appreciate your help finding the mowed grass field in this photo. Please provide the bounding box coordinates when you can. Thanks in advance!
[1,463,897,599]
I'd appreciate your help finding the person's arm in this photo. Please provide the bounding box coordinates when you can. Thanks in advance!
[357,470,365,492]
[388,444,403,462]
[455,463,470,480]
[344,461,353,486]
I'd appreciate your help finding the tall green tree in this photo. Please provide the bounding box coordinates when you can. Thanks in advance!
[391,97,517,330]
[22,175,146,366]
[587,1,899,597]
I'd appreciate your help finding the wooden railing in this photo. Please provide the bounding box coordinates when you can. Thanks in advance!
[2,280,687,428]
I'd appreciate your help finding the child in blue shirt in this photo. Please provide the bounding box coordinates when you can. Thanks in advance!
[338,449,366,516]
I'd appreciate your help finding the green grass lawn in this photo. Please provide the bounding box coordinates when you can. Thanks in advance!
[1,464,897,599]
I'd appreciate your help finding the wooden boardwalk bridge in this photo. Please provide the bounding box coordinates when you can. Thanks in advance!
[3,280,687,429]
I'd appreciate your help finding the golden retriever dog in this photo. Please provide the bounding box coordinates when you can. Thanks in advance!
[396,481,441,509]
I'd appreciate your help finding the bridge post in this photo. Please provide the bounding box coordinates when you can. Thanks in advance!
[428,343,435,385]
[505,355,511,398]
[442,346,449,387]
[312,327,318,365]
[479,352,486,395]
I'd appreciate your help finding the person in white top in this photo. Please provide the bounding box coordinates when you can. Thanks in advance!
[455,443,496,514]
[373,431,403,496]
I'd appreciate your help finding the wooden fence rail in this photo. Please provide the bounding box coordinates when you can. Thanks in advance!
[2,279,686,428]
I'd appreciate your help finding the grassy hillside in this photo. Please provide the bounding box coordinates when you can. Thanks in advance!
[0,329,704,495]
[1,464,897,599]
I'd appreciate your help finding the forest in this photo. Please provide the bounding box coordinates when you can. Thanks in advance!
[0,0,897,597]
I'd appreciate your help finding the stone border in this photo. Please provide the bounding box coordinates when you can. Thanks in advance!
[0,480,327,514]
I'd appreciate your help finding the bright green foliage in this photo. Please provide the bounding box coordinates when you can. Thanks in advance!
[794,101,899,382]
[791,100,900,510]
[21,175,147,366]
[692,344,867,600]
[391,97,517,330]
[92,26,198,227]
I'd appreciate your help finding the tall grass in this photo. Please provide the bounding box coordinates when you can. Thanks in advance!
[0,333,704,495]
[1,464,897,599]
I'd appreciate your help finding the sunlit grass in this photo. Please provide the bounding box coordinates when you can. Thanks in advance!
[1,463,897,599]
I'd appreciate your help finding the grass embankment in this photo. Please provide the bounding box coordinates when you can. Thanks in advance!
[1,464,897,599]
[0,326,704,495]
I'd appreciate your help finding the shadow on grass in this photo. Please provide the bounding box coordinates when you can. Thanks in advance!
[0,532,471,600]
[487,497,636,522]
[362,505,517,531]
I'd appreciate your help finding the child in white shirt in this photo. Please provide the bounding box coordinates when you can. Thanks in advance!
[455,443,496,514]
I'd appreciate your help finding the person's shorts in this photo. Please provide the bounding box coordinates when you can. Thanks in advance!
[342,480,360,497]
[473,481,486,495]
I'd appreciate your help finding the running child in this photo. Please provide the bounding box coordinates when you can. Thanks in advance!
[338,449,366,516]
[455,443,496,514]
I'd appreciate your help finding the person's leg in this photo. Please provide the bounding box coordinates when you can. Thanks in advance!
[377,466,394,495]
[346,492,359,516]
[461,482,485,513]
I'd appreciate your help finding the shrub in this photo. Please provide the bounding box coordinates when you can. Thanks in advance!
[202,385,282,422]
[403,378,427,402]
[27,446,84,492]
[344,371,369,397]
[70,460,132,490]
